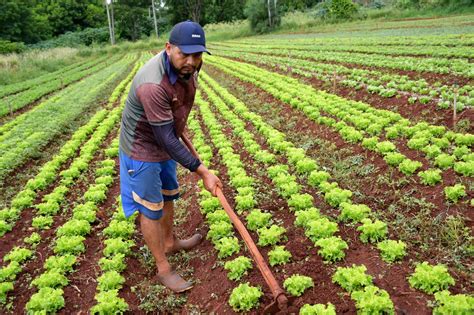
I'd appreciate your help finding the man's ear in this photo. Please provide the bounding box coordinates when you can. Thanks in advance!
[165,42,172,56]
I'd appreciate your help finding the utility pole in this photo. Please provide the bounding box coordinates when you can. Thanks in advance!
[151,0,159,39]
[110,0,116,44]
[105,0,115,45]
[267,0,272,27]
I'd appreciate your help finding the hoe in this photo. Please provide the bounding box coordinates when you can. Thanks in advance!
[182,135,296,314]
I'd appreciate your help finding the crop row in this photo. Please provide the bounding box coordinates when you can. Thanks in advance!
[1,54,149,311]
[200,74,402,260]
[24,145,120,313]
[195,83,397,312]
[190,109,291,313]
[89,196,136,314]
[209,44,473,78]
[235,33,474,47]
[0,56,102,99]
[188,110,255,311]
[0,58,140,238]
[213,49,473,110]
[217,40,474,58]
[205,56,473,199]
[198,71,472,313]
[0,53,135,139]
[0,128,120,308]
[0,54,137,181]
[0,54,123,117]
[0,113,123,307]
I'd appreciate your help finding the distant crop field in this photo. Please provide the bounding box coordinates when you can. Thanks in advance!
[0,15,472,314]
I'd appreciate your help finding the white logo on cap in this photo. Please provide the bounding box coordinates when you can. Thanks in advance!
[192,34,201,38]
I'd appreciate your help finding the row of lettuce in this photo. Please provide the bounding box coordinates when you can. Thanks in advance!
[0,55,148,312]
[0,54,123,117]
[211,47,473,111]
[205,56,472,205]
[209,41,473,78]
[0,54,137,182]
[227,33,474,54]
[187,71,473,313]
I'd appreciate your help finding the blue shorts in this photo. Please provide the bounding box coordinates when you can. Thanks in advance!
[119,149,180,220]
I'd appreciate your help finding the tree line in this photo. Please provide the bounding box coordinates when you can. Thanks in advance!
[1,0,471,49]
[0,0,321,45]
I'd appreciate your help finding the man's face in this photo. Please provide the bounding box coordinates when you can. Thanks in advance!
[165,43,203,79]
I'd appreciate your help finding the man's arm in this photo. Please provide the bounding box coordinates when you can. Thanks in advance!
[151,122,201,171]
[151,122,222,195]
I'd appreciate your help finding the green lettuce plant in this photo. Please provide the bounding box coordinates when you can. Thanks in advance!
[97,271,125,292]
[338,203,371,223]
[257,225,286,246]
[433,290,474,315]
[299,303,336,315]
[54,235,86,255]
[268,246,292,266]
[294,208,321,228]
[351,286,394,315]
[26,287,65,314]
[408,262,455,294]
[283,274,314,297]
[418,169,442,186]
[308,170,331,187]
[288,194,314,211]
[207,221,234,243]
[398,159,423,175]
[315,236,348,262]
[246,209,272,231]
[332,265,373,292]
[444,184,466,203]
[99,254,126,273]
[91,290,129,314]
[305,217,339,243]
[357,219,388,243]
[228,283,262,312]
[32,270,68,289]
[44,255,76,273]
[224,256,253,281]
[324,188,352,207]
[377,240,407,263]
[0,282,13,304]
[4,247,33,264]
[215,236,240,258]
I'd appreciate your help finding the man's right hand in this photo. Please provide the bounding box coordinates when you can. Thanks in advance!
[195,164,222,196]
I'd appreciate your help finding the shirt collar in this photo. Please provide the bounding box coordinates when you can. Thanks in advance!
[163,52,178,85]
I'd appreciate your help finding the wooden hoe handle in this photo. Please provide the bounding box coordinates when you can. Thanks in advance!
[215,187,287,304]
[181,134,288,310]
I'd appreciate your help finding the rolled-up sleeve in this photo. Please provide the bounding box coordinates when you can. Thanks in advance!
[136,83,173,126]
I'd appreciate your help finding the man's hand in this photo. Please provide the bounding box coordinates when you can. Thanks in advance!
[195,164,222,196]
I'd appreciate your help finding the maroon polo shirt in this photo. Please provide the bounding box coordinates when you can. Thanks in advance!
[119,51,197,162]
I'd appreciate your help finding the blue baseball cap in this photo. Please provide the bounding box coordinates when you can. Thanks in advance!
[169,20,210,55]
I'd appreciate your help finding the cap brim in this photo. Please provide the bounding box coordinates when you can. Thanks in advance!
[178,45,211,55]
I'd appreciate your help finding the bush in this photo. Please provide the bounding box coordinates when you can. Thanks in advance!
[29,28,109,49]
[0,40,26,54]
[316,0,359,21]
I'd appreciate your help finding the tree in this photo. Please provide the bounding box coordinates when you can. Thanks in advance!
[35,0,105,37]
[204,0,246,24]
[114,0,153,41]
[0,0,51,43]
[244,0,281,33]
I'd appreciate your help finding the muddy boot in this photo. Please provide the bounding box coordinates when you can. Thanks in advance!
[166,233,203,255]
[157,270,193,293]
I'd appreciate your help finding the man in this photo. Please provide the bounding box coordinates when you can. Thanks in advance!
[119,20,221,293]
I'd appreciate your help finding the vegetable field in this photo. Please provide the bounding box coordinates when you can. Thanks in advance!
[1,16,473,314]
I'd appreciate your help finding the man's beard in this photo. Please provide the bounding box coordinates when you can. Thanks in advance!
[169,58,194,80]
